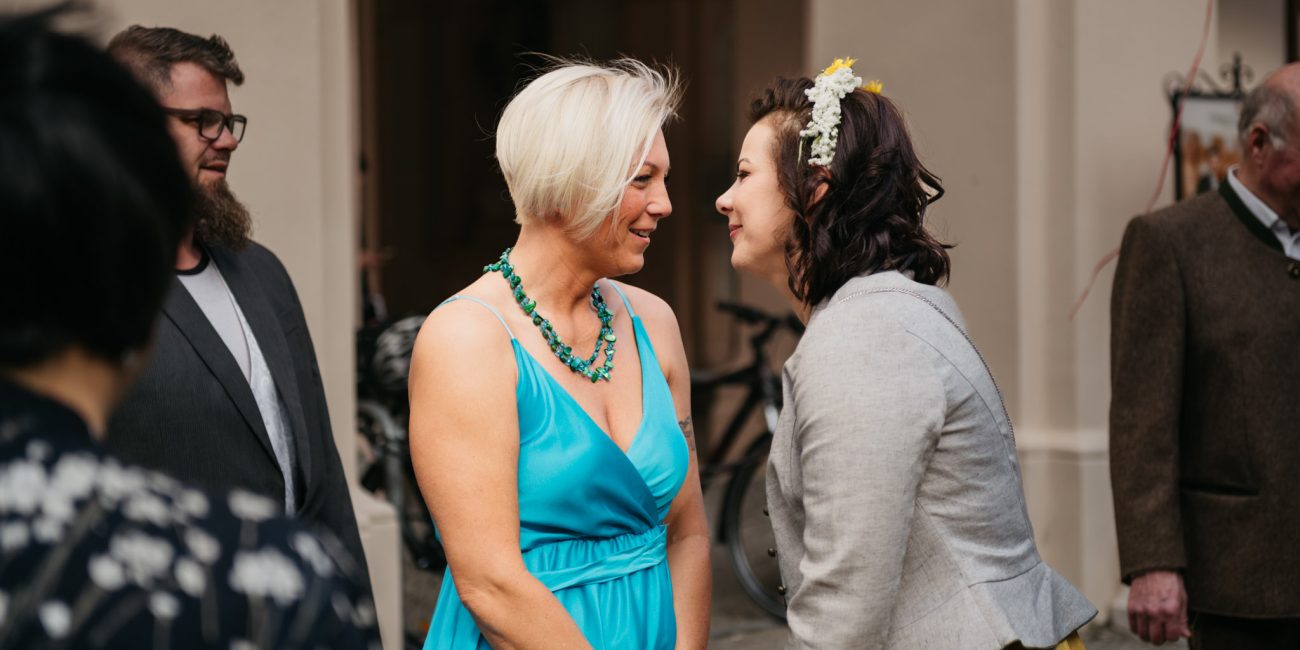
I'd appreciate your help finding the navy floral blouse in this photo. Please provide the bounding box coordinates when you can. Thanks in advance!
[0,380,381,649]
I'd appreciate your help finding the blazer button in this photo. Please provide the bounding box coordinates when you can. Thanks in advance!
[1289,262,1300,279]
[767,547,777,557]
[762,507,769,517]
[776,584,786,595]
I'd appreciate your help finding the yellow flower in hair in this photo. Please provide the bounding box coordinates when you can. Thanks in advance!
[863,80,884,95]
[822,57,857,76]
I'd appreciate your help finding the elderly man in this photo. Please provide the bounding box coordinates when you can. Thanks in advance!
[1111,63,1300,648]
[104,25,370,581]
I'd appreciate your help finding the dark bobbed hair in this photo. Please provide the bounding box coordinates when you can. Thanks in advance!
[749,77,951,307]
[0,4,195,368]
[107,24,244,96]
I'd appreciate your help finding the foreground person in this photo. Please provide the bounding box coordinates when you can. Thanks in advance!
[0,8,377,648]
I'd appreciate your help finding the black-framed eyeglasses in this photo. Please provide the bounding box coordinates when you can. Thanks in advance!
[162,107,247,143]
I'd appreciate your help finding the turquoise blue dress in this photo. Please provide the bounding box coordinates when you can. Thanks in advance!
[424,283,690,649]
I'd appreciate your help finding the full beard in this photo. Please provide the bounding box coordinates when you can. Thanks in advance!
[193,179,252,250]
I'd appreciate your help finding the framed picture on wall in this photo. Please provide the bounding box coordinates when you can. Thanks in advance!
[1172,94,1242,200]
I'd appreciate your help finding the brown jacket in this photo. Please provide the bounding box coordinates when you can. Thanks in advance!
[1110,182,1300,617]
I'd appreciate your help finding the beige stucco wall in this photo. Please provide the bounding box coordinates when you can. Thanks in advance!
[93,1,400,645]
[1220,0,1285,76]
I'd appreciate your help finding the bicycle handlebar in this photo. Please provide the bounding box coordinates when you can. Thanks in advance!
[715,301,805,335]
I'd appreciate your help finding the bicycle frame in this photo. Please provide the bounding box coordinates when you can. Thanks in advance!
[695,316,785,486]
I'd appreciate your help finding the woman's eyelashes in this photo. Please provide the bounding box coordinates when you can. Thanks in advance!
[631,171,669,187]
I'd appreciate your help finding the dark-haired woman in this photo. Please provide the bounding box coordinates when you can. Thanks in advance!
[716,60,1096,649]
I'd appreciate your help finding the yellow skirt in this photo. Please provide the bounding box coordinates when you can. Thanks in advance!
[1006,631,1085,650]
[1055,631,1085,650]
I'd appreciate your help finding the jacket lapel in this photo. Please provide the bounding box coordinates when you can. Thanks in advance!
[161,276,280,467]
[211,247,314,486]
[1220,181,1285,254]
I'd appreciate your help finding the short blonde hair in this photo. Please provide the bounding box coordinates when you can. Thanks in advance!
[495,58,682,239]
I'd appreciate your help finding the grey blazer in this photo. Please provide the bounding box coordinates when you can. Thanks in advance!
[767,272,1095,649]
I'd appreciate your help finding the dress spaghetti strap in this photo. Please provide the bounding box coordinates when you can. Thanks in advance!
[605,281,636,318]
[437,295,516,339]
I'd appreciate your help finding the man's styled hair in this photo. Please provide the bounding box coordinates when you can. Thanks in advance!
[0,6,194,368]
[495,57,682,240]
[1238,81,1295,148]
[749,77,951,306]
[107,24,244,95]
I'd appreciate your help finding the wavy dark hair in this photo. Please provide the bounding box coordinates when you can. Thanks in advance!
[749,77,951,306]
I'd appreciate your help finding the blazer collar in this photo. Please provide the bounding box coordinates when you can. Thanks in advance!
[808,270,920,325]
[209,246,313,485]
[1220,181,1285,254]
[161,273,280,469]
[161,247,313,488]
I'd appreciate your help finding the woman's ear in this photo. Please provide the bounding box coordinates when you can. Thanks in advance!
[809,167,831,208]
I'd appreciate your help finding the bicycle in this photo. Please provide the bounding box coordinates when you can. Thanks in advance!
[355,316,447,576]
[691,301,803,621]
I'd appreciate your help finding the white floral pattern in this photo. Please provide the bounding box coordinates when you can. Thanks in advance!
[184,527,221,564]
[178,489,210,518]
[49,453,97,500]
[229,548,305,606]
[228,488,277,522]
[175,557,206,597]
[0,521,29,551]
[109,529,174,588]
[0,460,45,515]
[25,439,51,462]
[123,491,172,526]
[89,554,126,591]
[38,600,70,638]
[0,383,381,648]
[291,532,334,577]
[149,591,180,620]
[32,515,62,543]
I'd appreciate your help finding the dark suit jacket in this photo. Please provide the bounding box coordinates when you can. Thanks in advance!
[108,242,370,582]
[1110,182,1300,617]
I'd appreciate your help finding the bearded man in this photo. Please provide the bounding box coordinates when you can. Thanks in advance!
[105,26,371,585]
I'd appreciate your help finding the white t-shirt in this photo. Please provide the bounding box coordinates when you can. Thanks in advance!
[177,252,298,513]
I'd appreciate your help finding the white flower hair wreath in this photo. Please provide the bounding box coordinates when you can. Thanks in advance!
[799,57,882,167]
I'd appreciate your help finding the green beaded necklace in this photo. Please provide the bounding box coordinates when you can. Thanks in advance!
[484,248,617,383]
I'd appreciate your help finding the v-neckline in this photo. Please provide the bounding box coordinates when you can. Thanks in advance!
[512,316,651,458]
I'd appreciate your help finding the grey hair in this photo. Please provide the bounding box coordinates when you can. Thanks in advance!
[1238,83,1293,148]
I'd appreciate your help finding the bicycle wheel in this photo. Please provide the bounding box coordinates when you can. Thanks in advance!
[720,433,787,621]
[356,400,445,573]
[398,459,446,572]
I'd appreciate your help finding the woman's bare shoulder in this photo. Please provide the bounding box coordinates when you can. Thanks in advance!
[413,280,517,376]
[606,280,679,334]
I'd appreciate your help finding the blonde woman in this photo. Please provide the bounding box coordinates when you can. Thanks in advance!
[409,59,710,649]
[716,62,1096,648]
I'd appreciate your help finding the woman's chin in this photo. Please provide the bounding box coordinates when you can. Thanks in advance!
[729,249,754,275]
[609,253,646,277]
